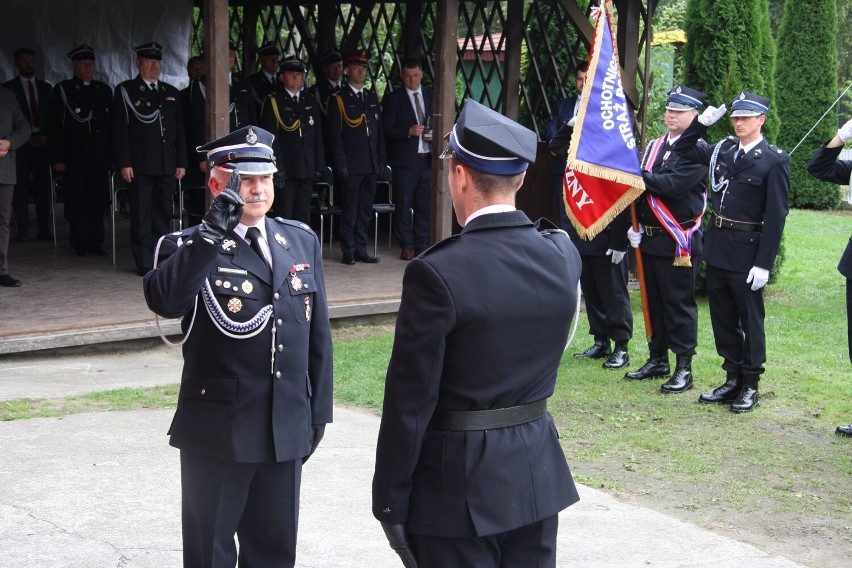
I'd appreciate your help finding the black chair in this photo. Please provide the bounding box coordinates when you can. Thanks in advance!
[311,166,341,253]
[109,170,129,265]
[372,164,394,258]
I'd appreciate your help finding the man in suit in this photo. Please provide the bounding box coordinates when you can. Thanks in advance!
[143,125,333,567]
[3,47,53,241]
[260,56,324,224]
[624,86,710,393]
[249,42,281,108]
[545,60,587,231]
[382,58,433,260]
[47,45,113,257]
[673,91,790,412]
[0,87,32,287]
[806,117,852,437]
[112,42,187,276]
[326,49,386,265]
[373,99,582,568]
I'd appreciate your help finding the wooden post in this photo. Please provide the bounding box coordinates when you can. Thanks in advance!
[431,0,459,243]
[202,0,230,143]
[503,0,522,120]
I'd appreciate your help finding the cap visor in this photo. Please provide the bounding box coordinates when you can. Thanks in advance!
[730,109,762,117]
[665,102,695,111]
[229,161,278,175]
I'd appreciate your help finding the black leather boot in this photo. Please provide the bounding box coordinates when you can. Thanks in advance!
[660,355,694,393]
[698,372,743,404]
[836,425,852,437]
[625,354,670,380]
[730,375,759,412]
[574,339,611,359]
[603,342,629,370]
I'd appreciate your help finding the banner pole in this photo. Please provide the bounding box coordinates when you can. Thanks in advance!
[629,201,653,341]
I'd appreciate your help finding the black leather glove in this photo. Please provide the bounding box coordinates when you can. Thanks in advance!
[199,173,243,245]
[335,167,349,188]
[303,423,326,464]
[381,522,419,568]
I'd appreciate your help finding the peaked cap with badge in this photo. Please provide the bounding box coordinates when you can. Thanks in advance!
[279,55,307,73]
[134,41,163,60]
[320,48,343,65]
[666,85,707,111]
[68,44,96,61]
[256,42,281,57]
[344,49,370,68]
[196,125,278,175]
[730,91,771,117]
[441,98,537,175]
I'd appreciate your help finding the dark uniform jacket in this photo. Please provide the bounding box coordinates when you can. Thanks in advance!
[373,211,581,538]
[674,119,789,272]
[47,77,113,171]
[807,143,852,279]
[637,135,709,258]
[311,79,341,116]
[260,90,325,179]
[187,75,259,166]
[565,208,630,256]
[112,75,187,175]
[326,83,386,175]
[249,71,278,107]
[381,86,433,168]
[545,94,580,175]
[143,217,333,463]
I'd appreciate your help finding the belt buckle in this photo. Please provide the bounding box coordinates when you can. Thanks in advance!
[714,216,723,228]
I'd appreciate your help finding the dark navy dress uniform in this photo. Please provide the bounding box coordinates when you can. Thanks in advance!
[807,142,852,360]
[674,94,790,382]
[545,93,580,230]
[373,100,581,567]
[326,81,386,258]
[112,46,187,274]
[47,46,113,255]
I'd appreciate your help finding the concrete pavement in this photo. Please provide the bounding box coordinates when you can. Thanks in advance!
[0,346,809,568]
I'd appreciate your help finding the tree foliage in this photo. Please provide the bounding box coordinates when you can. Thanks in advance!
[776,0,839,209]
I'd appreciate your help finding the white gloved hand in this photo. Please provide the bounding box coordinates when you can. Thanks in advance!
[697,104,728,127]
[746,266,770,291]
[627,225,643,248]
[838,118,852,143]
[606,249,626,265]
[566,116,577,128]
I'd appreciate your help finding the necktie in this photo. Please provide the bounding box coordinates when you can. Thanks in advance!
[413,92,425,124]
[292,94,299,105]
[357,90,364,104]
[246,227,270,270]
[27,79,39,129]
[149,82,156,92]
[734,148,745,163]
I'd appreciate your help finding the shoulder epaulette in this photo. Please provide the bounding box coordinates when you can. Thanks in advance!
[421,235,460,255]
[274,217,315,234]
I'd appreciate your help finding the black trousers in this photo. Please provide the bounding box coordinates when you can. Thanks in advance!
[274,177,313,225]
[410,514,558,568]
[340,173,376,255]
[706,264,766,376]
[641,252,700,357]
[180,451,302,568]
[580,253,633,343]
[64,170,109,252]
[13,143,51,238]
[129,173,174,272]
[392,159,432,249]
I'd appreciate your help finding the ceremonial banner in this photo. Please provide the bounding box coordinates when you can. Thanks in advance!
[564,0,644,239]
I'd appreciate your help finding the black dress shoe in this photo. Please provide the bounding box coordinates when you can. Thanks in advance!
[0,274,22,287]
[37,232,54,241]
[661,355,693,393]
[88,247,107,256]
[625,357,670,380]
[342,252,355,265]
[698,374,743,404]
[603,346,629,370]
[573,340,611,359]
[836,425,852,438]
[354,251,380,263]
[730,386,758,412]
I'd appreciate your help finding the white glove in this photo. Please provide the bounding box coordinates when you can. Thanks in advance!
[838,118,852,143]
[627,225,643,248]
[606,249,626,265]
[697,104,728,127]
[566,116,577,128]
[746,266,769,291]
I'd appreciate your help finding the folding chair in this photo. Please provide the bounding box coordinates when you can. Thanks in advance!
[372,164,394,258]
[311,166,341,253]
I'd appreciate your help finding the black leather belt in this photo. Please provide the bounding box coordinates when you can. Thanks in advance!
[644,221,692,237]
[417,153,431,159]
[712,214,762,232]
[428,399,547,431]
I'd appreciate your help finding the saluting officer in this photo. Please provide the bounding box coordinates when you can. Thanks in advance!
[806,117,852,438]
[674,91,790,412]
[373,100,582,567]
[260,55,325,224]
[112,41,187,276]
[325,49,386,265]
[47,44,113,257]
[143,125,333,567]
[624,86,711,393]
